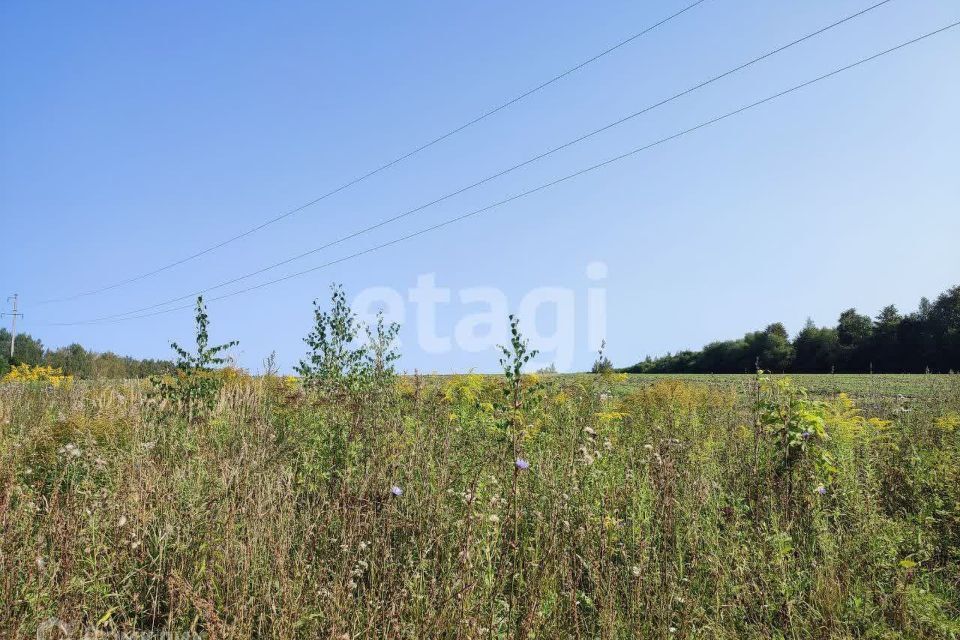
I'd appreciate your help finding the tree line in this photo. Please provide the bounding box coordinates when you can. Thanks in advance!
[0,329,175,379]
[624,284,960,374]
[5,283,958,379]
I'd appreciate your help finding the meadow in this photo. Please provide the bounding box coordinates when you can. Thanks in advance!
[1,360,958,638]
[557,373,957,405]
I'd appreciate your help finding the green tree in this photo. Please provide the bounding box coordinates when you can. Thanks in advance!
[928,285,960,372]
[870,305,902,372]
[740,324,794,372]
[899,297,936,372]
[836,309,872,371]
[150,296,238,422]
[296,283,401,396]
[296,284,367,396]
[623,284,959,374]
[837,309,872,347]
[757,323,795,372]
[45,343,93,378]
[792,319,839,373]
[0,328,44,366]
[698,339,747,373]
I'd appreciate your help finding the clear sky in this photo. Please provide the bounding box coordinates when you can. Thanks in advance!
[2,0,958,373]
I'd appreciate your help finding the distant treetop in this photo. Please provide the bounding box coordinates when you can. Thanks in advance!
[1,328,174,380]
[623,284,960,374]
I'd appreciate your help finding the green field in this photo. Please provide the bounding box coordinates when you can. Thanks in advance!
[593,372,960,400]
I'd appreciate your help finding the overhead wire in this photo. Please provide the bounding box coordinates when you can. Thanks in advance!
[41,20,960,328]
[34,0,711,306]
[43,0,898,325]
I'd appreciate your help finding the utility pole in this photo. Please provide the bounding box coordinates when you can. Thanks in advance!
[2,294,23,359]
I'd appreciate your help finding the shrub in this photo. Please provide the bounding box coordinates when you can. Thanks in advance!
[1,363,72,387]
[296,283,399,397]
[149,296,237,423]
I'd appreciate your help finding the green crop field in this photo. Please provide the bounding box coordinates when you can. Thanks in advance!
[588,372,959,401]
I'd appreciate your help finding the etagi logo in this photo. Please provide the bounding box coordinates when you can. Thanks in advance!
[350,262,608,371]
[36,618,205,640]
[36,618,73,639]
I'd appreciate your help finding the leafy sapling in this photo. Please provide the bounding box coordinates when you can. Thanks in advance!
[150,296,238,423]
[296,284,401,396]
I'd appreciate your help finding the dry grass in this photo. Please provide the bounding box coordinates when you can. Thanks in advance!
[1,373,958,638]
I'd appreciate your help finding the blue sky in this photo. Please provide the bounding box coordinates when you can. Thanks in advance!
[2,0,958,373]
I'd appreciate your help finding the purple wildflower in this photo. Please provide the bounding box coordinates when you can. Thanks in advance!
[815,485,827,496]
[515,458,530,471]
[801,430,813,440]
[391,485,403,497]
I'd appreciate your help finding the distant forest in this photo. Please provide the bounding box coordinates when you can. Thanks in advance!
[625,284,960,374]
[0,329,174,379]
[4,284,959,379]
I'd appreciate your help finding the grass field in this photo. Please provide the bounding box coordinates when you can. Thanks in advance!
[1,372,958,638]
[593,373,960,403]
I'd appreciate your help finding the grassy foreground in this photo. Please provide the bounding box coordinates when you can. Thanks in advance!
[1,372,959,638]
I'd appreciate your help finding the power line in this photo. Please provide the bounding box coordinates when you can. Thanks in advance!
[35,0,710,306]
[42,20,960,327]
[44,0,897,325]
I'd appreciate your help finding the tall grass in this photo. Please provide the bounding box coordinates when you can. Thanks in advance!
[1,372,958,638]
